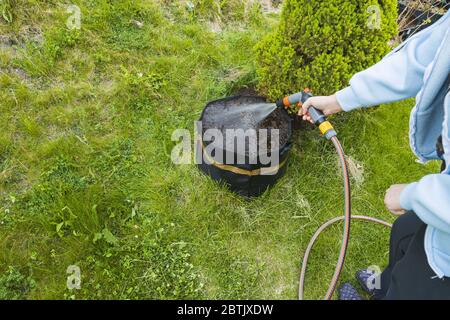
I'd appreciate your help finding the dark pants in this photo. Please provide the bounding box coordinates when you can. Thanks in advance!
[374,211,450,300]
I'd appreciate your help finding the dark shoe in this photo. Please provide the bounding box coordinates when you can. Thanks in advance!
[356,269,381,296]
[338,283,364,300]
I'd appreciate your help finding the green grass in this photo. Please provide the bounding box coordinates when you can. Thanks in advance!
[0,0,440,300]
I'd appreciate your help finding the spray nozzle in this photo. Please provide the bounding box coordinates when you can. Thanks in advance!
[277,89,337,140]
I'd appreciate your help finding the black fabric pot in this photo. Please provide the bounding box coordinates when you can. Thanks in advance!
[197,96,293,197]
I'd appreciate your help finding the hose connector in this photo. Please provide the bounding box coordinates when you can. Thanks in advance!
[318,121,337,140]
[308,107,337,140]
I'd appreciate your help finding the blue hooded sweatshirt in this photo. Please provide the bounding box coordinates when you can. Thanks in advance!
[336,11,450,278]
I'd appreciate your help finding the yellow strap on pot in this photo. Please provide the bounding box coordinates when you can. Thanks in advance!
[199,140,288,176]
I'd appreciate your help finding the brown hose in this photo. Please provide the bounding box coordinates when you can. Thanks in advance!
[298,136,392,300]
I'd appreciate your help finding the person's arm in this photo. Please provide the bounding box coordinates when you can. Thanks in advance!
[336,12,450,111]
[400,174,450,233]
[300,11,450,119]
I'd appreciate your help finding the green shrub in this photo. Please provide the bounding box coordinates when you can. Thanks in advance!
[255,0,398,100]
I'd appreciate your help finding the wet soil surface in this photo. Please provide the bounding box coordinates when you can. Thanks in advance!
[201,96,290,156]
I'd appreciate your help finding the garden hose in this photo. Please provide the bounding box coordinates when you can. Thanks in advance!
[278,91,392,300]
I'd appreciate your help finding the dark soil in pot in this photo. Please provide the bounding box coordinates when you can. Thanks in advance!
[201,96,290,157]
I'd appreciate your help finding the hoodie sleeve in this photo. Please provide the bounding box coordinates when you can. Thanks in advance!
[400,174,450,233]
[336,11,450,112]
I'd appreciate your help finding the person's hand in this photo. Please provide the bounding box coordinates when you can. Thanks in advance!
[298,94,343,123]
[384,184,408,216]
